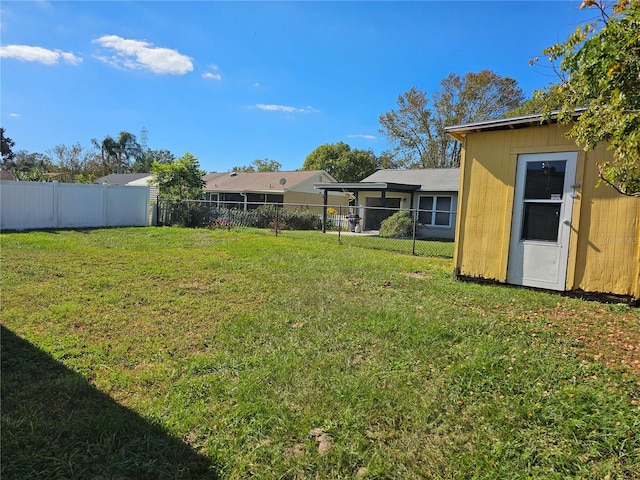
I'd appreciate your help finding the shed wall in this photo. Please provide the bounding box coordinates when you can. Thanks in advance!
[573,146,640,297]
[454,123,639,299]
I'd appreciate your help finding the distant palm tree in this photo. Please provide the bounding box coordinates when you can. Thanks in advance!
[92,131,142,174]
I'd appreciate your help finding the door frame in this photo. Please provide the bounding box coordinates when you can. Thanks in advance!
[507,152,578,291]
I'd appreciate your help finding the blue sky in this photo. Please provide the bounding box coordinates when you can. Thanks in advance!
[1,1,595,173]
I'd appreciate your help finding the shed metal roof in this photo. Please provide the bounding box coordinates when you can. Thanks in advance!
[445,109,584,141]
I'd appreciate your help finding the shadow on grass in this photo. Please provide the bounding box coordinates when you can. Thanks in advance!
[1,325,218,479]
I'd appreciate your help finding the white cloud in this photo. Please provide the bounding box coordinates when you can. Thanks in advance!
[59,51,83,65]
[8,113,21,118]
[203,64,221,79]
[255,104,319,114]
[93,35,193,75]
[0,45,82,65]
[348,134,377,140]
[203,72,221,80]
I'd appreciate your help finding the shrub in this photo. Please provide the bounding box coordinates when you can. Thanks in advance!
[159,201,215,228]
[280,209,323,230]
[158,202,324,231]
[249,206,323,231]
[207,217,231,230]
[379,210,414,238]
[249,205,279,228]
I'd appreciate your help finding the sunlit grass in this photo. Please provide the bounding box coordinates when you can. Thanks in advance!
[2,227,639,479]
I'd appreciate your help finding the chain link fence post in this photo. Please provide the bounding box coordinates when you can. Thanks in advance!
[156,196,161,227]
[412,208,417,255]
[338,205,342,243]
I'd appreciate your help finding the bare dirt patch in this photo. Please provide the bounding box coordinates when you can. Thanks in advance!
[403,272,431,280]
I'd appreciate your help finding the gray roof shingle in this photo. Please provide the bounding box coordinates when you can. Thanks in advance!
[203,170,330,192]
[94,173,152,185]
[362,168,460,192]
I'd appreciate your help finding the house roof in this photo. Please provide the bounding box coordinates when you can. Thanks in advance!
[0,170,15,181]
[316,168,460,194]
[95,173,152,185]
[202,170,333,193]
[363,168,460,192]
[314,181,422,193]
[445,109,584,141]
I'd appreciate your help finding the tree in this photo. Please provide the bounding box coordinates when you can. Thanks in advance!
[537,0,639,196]
[10,150,52,173]
[92,131,143,175]
[506,85,567,118]
[13,167,51,182]
[132,148,176,173]
[379,70,524,168]
[1,128,16,168]
[48,143,102,183]
[302,142,377,182]
[376,151,403,170]
[232,158,282,173]
[151,152,205,200]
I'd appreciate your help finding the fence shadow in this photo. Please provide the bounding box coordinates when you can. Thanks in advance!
[1,325,218,479]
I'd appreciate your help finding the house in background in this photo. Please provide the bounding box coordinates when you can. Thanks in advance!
[95,173,158,225]
[95,173,158,194]
[0,170,15,181]
[446,112,639,301]
[202,170,348,211]
[315,168,460,239]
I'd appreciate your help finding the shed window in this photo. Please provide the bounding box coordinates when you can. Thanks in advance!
[521,203,561,241]
[418,196,452,227]
[524,161,566,199]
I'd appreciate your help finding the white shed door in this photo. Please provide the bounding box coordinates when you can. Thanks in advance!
[507,152,577,291]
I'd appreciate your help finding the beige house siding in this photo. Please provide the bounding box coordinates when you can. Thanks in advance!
[203,170,349,211]
[125,176,158,226]
[284,191,347,210]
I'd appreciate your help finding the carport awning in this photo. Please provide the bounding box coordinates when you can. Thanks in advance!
[314,182,421,234]
[314,182,421,193]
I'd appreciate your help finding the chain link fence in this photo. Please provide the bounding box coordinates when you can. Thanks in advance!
[155,198,455,258]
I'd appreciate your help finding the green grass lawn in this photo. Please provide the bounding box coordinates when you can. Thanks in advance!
[2,227,639,479]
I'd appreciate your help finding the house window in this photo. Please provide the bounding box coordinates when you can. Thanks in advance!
[246,193,266,209]
[266,194,284,204]
[418,196,452,227]
[244,193,284,209]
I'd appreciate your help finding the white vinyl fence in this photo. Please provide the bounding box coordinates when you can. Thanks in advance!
[0,181,150,230]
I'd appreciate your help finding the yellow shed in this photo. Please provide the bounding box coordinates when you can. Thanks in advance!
[446,113,640,301]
